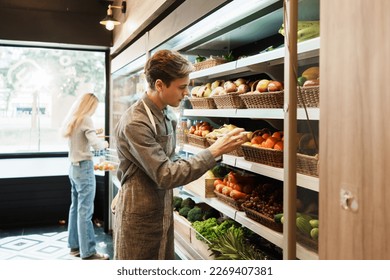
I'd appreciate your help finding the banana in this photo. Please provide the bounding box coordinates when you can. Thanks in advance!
[297,21,320,29]
[297,25,320,42]
[279,21,319,39]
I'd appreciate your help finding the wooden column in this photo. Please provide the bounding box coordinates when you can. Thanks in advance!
[320,0,390,259]
[283,0,298,260]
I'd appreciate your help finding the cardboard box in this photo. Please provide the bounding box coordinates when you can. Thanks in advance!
[183,173,220,198]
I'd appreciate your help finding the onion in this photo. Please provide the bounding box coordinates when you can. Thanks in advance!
[224,81,237,93]
[237,83,250,94]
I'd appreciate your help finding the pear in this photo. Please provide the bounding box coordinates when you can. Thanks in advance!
[203,87,212,97]
[191,86,200,97]
[211,80,223,90]
[196,85,206,97]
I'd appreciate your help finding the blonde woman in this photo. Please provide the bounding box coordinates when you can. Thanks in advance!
[62,93,109,260]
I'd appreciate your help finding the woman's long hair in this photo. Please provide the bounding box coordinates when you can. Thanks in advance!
[62,93,99,138]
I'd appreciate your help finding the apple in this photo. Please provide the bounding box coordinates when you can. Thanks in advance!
[267,80,283,92]
[256,79,270,92]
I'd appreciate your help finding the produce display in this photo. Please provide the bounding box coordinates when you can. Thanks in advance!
[187,121,213,137]
[253,79,284,93]
[181,19,320,257]
[243,128,284,151]
[275,212,319,241]
[279,21,320,42]
[173,196,220,223]
[93,161,116,171]
[192,217,278,260]
[242,183,283,220]
[191,78,252,98]
[297,66,320,87]
[213,171,256,201]
[192,55,227,71]
[204,124,240,140]
[208,227,268,260]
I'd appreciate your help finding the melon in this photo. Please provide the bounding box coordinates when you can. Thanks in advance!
[302,66,319,80]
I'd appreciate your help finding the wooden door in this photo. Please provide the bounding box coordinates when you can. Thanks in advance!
[320,0,390,259]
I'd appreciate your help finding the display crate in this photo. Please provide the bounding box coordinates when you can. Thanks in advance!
[193,58,226,71]
[188,97,217,109]
[242,205,283,233]
[186,133,209,148]
[297,86,319,108]
[212,92,246,109]
[296,153,319,177]
[213,190,245,211]
[241,145,283,168]
[207,138,243,157]
[239,90,284,108]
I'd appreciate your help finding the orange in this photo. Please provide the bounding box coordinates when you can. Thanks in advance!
[272,131,283,139]
[274,141,284,151]
[262,133,270,139]
[251,136,264,145]
[264,136,278,149]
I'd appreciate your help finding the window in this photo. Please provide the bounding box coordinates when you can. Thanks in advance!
[0,46,106,154]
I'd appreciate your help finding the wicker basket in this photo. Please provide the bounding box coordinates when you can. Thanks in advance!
[242,205,283,232]
[188,97,217,109]
[193,58,226,71]
[207,138,243,157]
[297,86,319,108]
[240,90,284,108]
[213,191,244,211]
[212,92,246,109]
[241,144,283,168]
[296,153,319,177]
[187,133,209,148]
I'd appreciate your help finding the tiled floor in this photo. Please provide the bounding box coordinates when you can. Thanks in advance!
[0,224,113,260]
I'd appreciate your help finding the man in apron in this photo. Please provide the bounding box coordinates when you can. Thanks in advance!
[114,49,247,259]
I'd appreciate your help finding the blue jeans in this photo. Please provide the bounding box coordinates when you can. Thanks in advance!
[67,160,97,258]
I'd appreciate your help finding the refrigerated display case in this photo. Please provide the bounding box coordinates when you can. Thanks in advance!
[109,0,320,260]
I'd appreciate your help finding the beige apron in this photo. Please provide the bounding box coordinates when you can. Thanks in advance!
[114,101,175,260]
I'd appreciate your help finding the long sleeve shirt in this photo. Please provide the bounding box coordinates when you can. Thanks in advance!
[68,117,106,163]
[114,94,216,190]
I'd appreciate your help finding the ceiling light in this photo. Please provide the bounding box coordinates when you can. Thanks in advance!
[100,1,127,31]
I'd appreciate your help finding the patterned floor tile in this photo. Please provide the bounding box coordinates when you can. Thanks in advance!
[0,226,113,260]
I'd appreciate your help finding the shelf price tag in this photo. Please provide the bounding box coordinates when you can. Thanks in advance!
[222,155,236,166]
